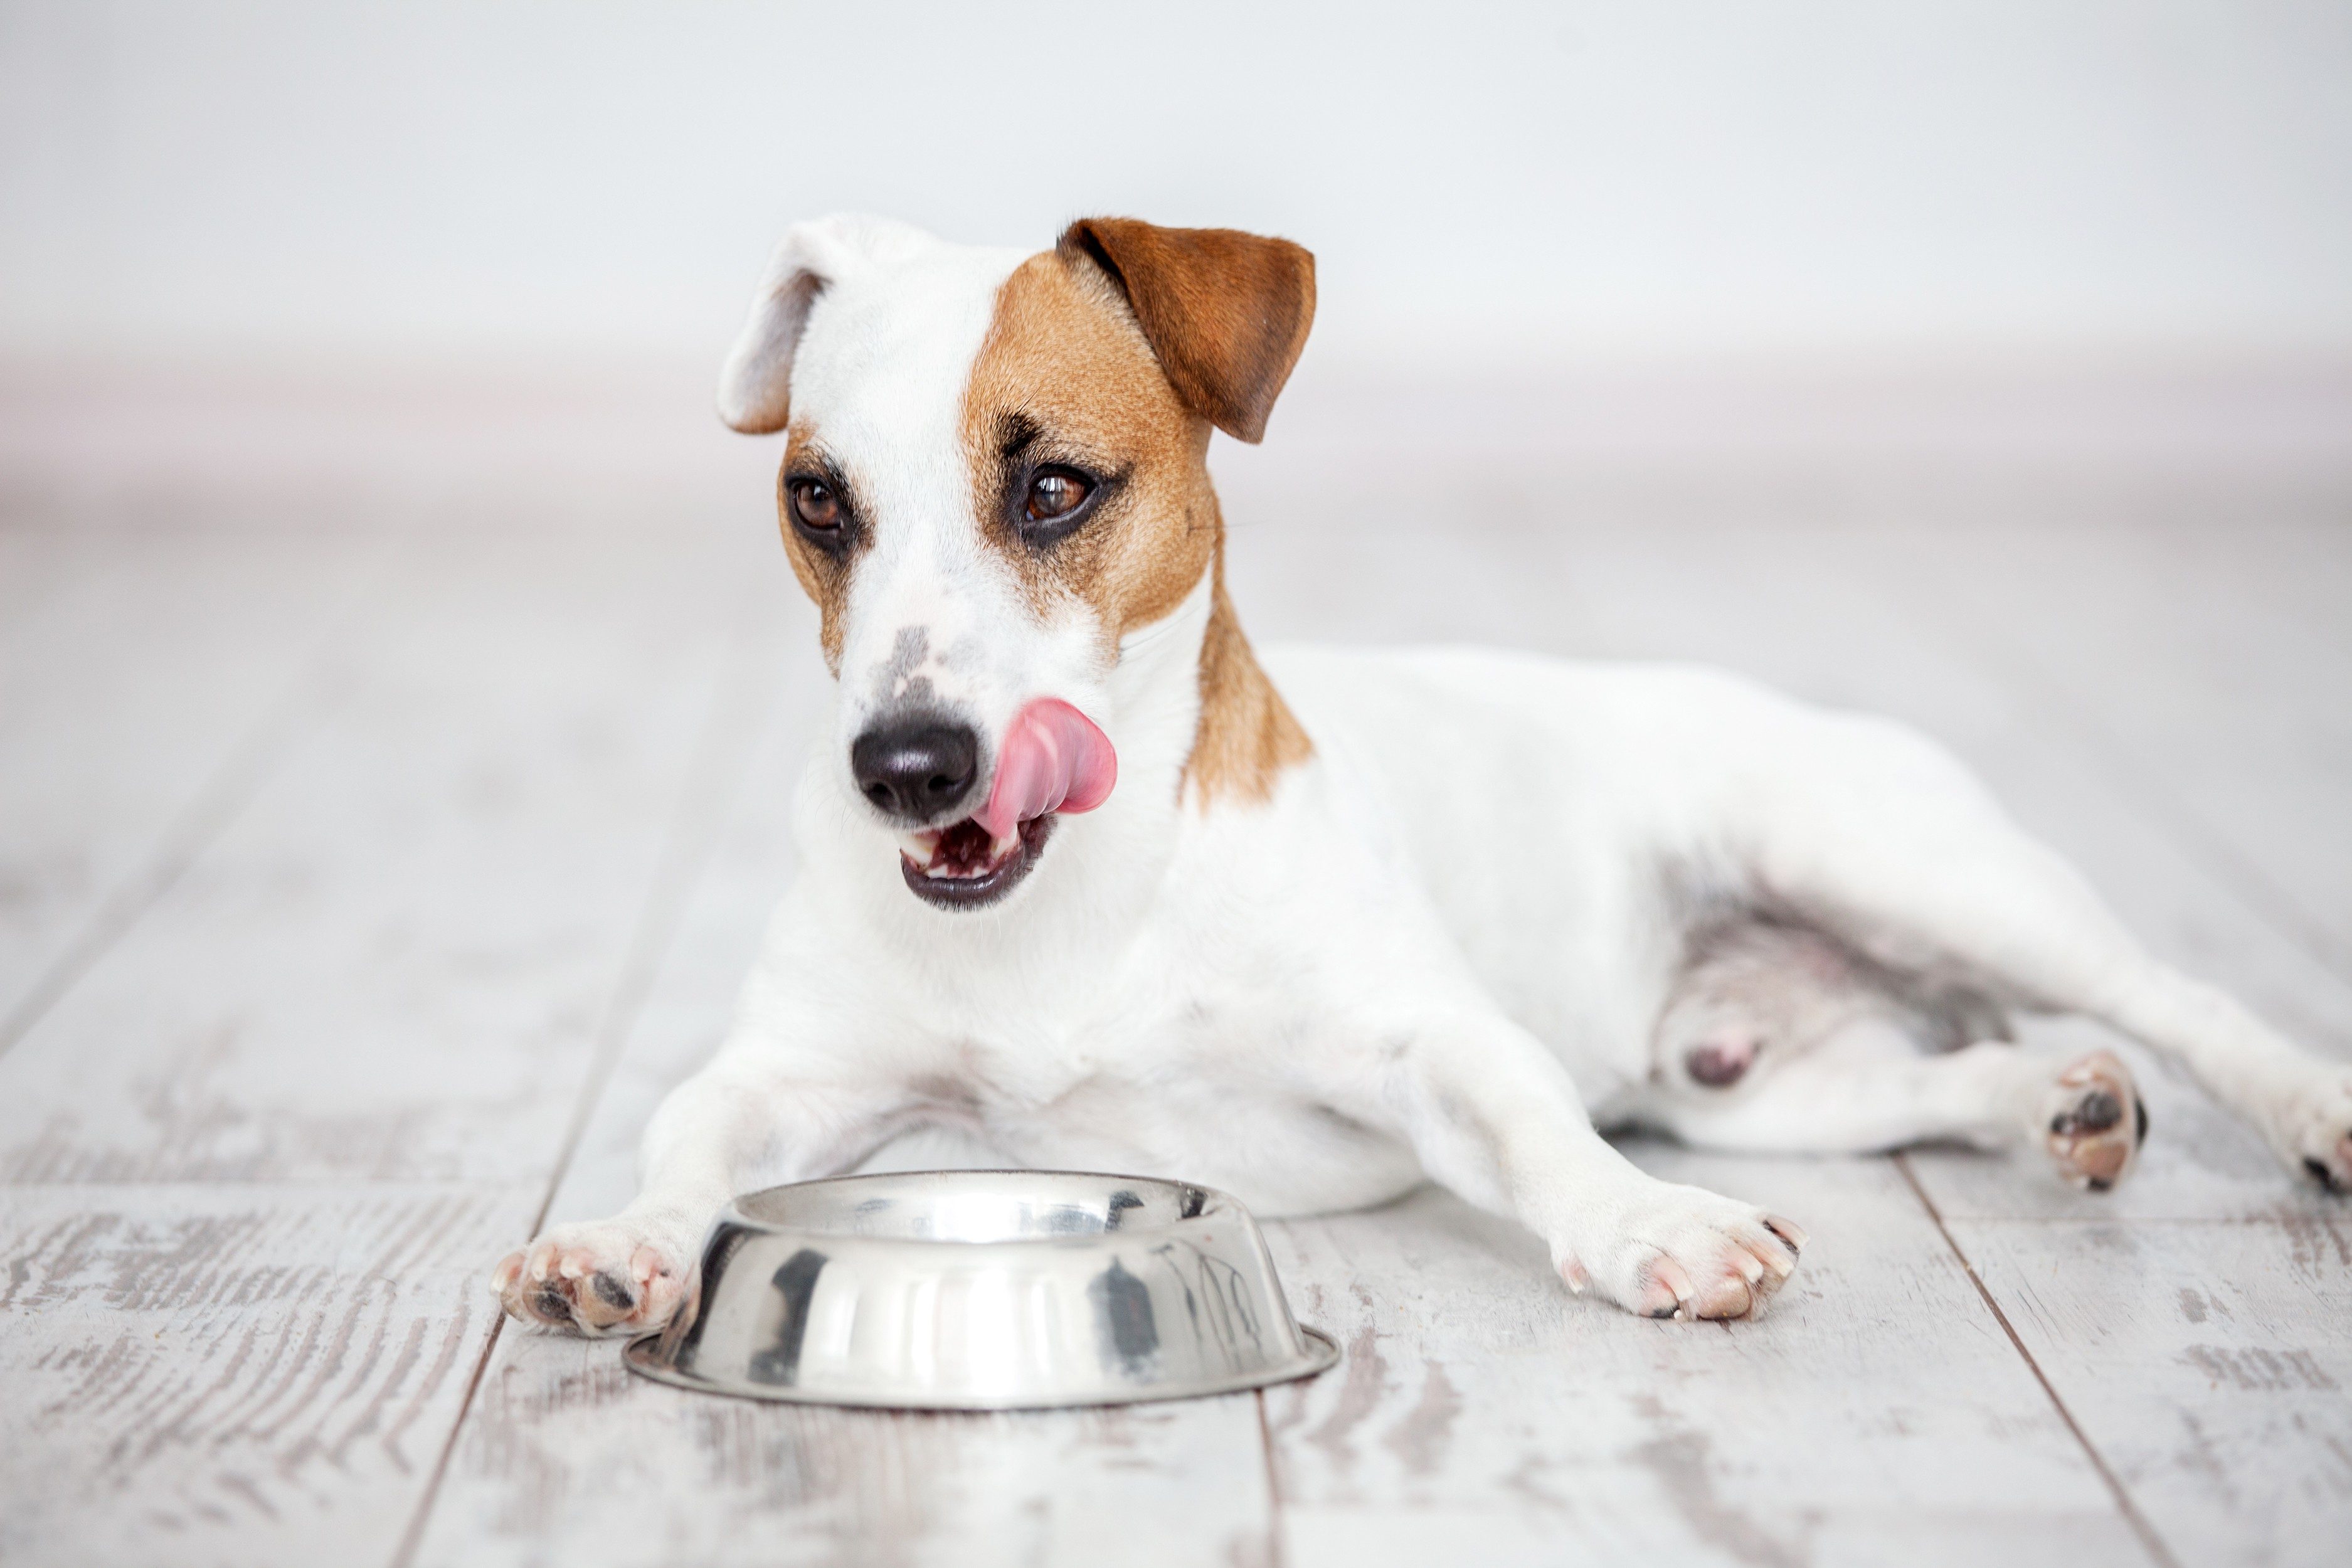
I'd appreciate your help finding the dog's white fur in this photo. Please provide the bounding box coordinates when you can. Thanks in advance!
[495,217,2352,1333]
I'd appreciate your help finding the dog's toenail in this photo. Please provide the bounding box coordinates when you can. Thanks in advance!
[2134,1098,2150,1148]
[2305,1157,2344,1193]
[2087,1177,2113,1192]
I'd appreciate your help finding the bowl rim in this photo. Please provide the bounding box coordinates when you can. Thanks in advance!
[714,1168,1241,1249]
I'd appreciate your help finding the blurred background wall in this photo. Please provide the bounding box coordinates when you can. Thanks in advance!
[4,0,2350,510]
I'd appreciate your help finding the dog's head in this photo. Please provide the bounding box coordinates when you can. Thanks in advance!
[717,216,1314,911]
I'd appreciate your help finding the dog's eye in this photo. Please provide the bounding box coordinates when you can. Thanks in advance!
[788,479,842,531]
[1025,470,1091,523]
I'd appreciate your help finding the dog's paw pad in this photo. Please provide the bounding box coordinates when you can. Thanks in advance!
[2275,1074,2352,1193]
[2045,1051,2143,1192]
[491,1224,692,1338]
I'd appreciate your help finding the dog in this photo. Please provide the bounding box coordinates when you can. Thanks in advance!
[494,215,2352,1332]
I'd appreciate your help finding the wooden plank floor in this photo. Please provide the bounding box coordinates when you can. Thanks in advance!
[3,422,2348,1567]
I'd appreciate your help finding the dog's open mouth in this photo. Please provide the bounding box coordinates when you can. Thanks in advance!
[890,699,1114,913]
[899,814,1055,909]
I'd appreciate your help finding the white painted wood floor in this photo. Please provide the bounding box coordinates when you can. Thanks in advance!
[3,395,2349,1567]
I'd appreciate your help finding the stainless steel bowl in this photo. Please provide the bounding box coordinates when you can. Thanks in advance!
[623,1170,1339,1409]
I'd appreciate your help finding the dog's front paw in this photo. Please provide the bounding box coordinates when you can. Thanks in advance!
[490,1219,696,1337]
[1558,1183,1805,1323]
[2271,1071,2352,1193]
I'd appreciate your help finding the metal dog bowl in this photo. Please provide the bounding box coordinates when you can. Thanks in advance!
[623,1170,1339,1409]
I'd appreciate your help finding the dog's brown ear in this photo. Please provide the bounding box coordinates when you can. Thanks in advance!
[1057,218,1315,444]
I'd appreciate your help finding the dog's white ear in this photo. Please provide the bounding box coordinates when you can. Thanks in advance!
[716,215,936,435]
[716,234,824,435]
[1057,218,1316,444]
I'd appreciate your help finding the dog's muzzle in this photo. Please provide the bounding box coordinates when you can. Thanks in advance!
[869,698,1118,911]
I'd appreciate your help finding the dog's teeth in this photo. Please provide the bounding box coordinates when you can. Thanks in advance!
[989,829,1020,861]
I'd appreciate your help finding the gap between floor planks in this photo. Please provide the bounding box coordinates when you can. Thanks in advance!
[0,522,784,1565]
[393,576,785,1568]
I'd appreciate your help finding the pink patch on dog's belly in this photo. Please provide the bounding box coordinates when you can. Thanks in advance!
[970,698,1117,841]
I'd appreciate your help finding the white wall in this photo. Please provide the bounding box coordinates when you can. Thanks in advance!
[4,0,2349,371]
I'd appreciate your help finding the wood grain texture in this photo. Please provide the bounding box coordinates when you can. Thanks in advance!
[1261,1157,2148,1568]
[424,1339,1274,1568]
[0,1183,526,1567]
[0,517,791,1563]
[1946,1216,2352,1568]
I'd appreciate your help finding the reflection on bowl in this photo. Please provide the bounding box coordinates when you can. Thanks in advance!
[624,1170,1339,1410]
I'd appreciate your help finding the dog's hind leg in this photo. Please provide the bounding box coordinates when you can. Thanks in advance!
[1643,1015,2148,1189]
[1724,709,2352,1189]
[1642,919,2146,1186]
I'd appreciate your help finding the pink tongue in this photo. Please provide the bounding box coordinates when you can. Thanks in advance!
[971,698,1117,842]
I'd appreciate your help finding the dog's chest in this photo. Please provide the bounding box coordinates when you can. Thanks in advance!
[919,986,1421,1216]
[926,988,1274,1121]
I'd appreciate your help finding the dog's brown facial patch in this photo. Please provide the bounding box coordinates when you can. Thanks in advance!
[774,423,871,672]
[961,252,1216,644]
[961,246,1310,810]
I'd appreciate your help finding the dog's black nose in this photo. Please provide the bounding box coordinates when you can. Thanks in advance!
[850,719,981,823]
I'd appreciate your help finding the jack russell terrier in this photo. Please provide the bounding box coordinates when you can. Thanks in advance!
[494,216,2352,1331]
